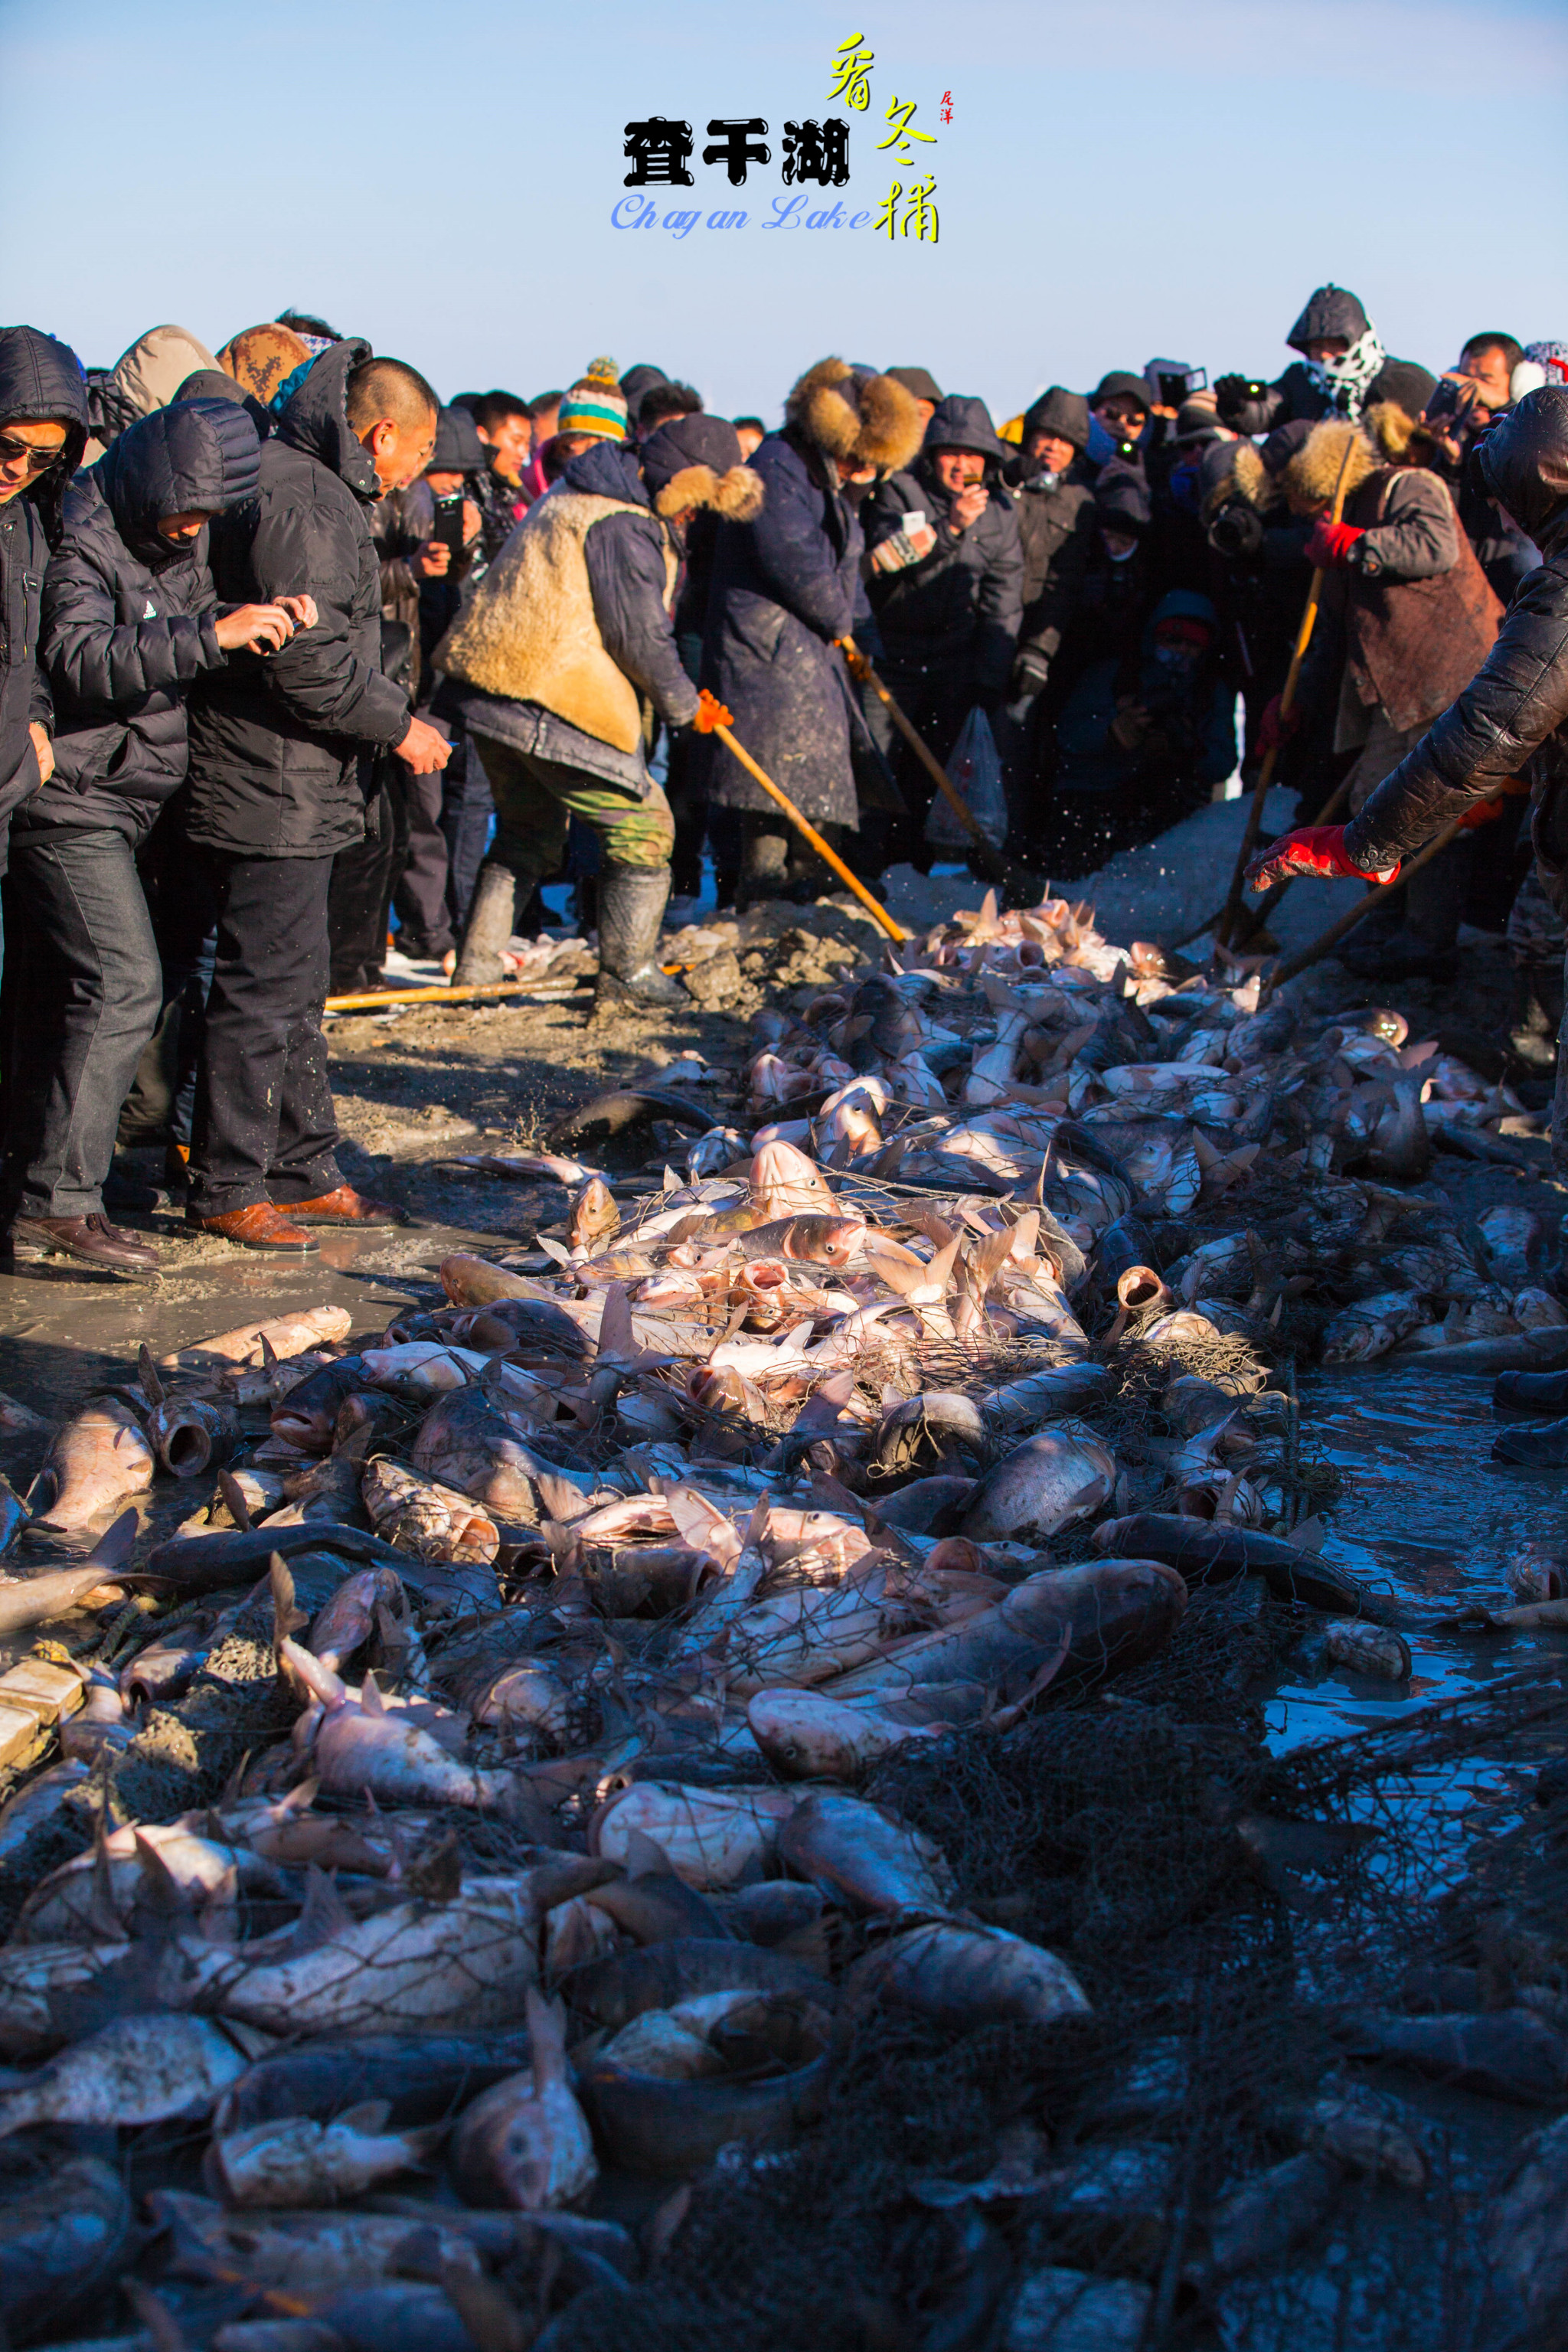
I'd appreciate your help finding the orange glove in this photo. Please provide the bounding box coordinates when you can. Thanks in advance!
[1456,793,1509,830]
[692,689,733,734]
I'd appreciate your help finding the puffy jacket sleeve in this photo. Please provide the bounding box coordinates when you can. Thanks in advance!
[1352,471,1461,582]
[42,545,222,713]
[247,490,410,747]
[1344,557,1568,870]
[583,511,699,728]
[750,458,855,642]
[972,498,1025,694]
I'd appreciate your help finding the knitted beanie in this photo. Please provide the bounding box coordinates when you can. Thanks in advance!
[559,358,629,443]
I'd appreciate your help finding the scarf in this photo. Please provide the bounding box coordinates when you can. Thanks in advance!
[1303,322,1387,420]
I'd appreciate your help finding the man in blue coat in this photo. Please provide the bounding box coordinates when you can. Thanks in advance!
[704,359,923,904]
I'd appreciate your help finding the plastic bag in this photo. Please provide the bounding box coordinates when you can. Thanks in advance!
[924,706,1008,852]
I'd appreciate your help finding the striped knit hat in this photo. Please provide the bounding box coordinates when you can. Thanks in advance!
[558,357,629,442]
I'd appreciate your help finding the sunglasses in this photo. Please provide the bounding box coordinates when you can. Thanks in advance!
[0,433,66,475]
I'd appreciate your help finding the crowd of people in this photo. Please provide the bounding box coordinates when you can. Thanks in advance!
[1,288,1566,1274]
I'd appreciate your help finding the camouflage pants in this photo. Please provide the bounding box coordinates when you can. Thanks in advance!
[468,736,675,879]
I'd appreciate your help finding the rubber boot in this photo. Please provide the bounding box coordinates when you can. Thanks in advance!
[1508,961,1563,1070]
[452,862,517,985]
[592,863,685,1018]
[736,821,791,911]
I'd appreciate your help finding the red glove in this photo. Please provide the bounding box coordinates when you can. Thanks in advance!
[691,689,733,735]
[1246,825,1400,891]
[1257,694,1302,754]
[1305,518,1366,568]
[1456,793,1508,830]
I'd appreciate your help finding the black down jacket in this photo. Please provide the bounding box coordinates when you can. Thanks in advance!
[704,428,871,829]
[1216,286,1372,437]
[1344,389,1568,875]
[863,396,1024,697]
[23,400,260,844]
[0,327,89,848]
[185,338,411,858]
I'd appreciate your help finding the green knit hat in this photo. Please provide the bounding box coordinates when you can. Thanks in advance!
[558,357,629,442]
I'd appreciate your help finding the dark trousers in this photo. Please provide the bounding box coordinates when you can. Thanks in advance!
[440,727,495,931]
[3,826,163,1220]
[328,783,396,995]
[186,851,341,1219]
[391,763,454,956]
[863,662,972,872]
[119,812,218,1149]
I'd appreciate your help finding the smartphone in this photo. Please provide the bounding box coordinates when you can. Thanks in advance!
[1156,364,1209,409]
[901,508,927,536]
[432,496,465,555]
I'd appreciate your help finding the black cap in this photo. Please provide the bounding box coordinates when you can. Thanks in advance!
[639,411,745,493]
[1021,386,1089,452]
[886,365,943,405]
[427,405,488,474]
[1090,371,1152,413]
[1366,359,1438,419]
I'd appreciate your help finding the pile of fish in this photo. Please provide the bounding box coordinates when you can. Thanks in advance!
[0,888,1560,2348]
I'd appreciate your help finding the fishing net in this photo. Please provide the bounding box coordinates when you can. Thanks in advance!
[553,1664,1568,2352]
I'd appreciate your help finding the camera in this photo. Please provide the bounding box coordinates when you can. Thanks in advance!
[1145,358,1208,410]
[1207,500,1265,562]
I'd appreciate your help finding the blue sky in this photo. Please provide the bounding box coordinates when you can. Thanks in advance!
[4,0,1566,424]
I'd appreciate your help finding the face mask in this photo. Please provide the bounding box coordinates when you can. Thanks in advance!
[1106,542,1137,564]
[1154,643,1198,673]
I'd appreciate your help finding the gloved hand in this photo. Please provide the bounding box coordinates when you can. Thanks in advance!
[1010,651,1050,700]
[1456,793,1509,829]
[691,689,733,735]
[1214,372,1269,417]
[1246,825,1400,891]
[1257,693,1302,754]
[1305,518,1366,568]
[835,637,873,683]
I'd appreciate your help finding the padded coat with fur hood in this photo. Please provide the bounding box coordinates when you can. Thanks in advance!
[184,338,413,859]
[0,326,89,852]
[1286,415,1501,736]
[863,396,1025,695]
[437,437,700,797]
[23,399,260,844]
[1344,387,1568,880]
[704,360,923,829]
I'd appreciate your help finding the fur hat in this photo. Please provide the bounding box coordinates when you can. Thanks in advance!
[784,358,924,475]
[640,413,764,520]
[1281,416,1379,509]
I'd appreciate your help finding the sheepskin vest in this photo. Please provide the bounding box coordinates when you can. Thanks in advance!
[1347,469,1504,733]
[438,492,676,754]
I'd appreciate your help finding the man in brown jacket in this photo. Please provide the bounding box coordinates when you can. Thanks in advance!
[1278,389,1502,979]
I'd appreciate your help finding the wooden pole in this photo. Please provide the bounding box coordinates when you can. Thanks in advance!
[1257,817,1465,1002]
[324,981,560,1012]
[711,720,909,943]
[1172,434,1361,954]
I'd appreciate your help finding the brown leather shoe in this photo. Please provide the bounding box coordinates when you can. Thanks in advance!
[185,1203,318,1253]
[8,1213,160,1272]
[284,1185,404,1227]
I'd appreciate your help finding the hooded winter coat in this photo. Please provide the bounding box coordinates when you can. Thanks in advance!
[83,324,218,462]
[704,360,924,829]
[0,328,89,850]
[1216,286,1376,437]
[863,396,1024,697]
[21,400,260,844]
[1344,388,1568,879]
[1285,416,1501,737]
[438,436,699,795]
[183,339,412,859]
